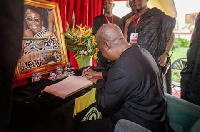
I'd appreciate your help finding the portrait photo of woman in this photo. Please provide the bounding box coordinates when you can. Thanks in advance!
[19,5,62,73]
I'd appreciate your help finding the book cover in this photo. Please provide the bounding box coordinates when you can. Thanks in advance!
[44,76,93,99]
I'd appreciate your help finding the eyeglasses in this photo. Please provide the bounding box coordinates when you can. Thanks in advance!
[26,17,41,23]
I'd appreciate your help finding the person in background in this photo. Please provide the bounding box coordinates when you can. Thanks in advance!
[0,0,24,132]
[79,24,172,132]
[122,0,175,94]
[121,0,135,27]
[92,0,123,70]
[181,12,200,105]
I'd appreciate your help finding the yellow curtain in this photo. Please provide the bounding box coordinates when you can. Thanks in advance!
[148,0,177,18]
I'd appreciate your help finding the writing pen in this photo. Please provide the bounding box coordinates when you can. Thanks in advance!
[82,67,90,77]
[86,67,91,71]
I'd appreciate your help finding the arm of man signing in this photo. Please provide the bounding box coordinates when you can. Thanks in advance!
[82,67,103,84]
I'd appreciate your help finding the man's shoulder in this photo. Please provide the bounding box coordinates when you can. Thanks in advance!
[94,15,104,21]
[150,7,174,19]
[113,15,122,20]
[130,45,152,58]
[148,8,175,25]
[94,15,104,20]
[194,12,200,27]
[122,12,131,21]
[146,8,163,17]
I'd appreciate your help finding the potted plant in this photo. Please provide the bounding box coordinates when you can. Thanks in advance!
[64,24,98,68]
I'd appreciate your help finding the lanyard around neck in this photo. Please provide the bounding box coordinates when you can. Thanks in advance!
[130,13,141,27]
[105,15,114,24]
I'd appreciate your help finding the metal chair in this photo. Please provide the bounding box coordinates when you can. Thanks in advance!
[171,58,187,97]
[171,58,187,71]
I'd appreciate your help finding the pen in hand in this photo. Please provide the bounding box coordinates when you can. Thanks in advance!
[86,67,91,71]
[82,67,91,77]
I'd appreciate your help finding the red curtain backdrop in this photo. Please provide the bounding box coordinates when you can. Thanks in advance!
[47,0,102,69]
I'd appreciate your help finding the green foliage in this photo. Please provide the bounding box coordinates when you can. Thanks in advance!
[76,55,91,68]
[172,69,181,82]
[63,25,98,59]
[171,38,190,51]
[171,47,189,83]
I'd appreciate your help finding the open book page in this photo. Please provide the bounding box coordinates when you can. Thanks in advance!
[43,76,93,99]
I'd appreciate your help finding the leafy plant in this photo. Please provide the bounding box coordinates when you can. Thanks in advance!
[63,24,98,60]
[171,38,190,51]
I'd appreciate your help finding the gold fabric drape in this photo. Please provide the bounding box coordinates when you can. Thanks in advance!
[148,0,177,18]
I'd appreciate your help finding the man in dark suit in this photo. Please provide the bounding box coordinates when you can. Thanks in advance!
[80,24,172,132]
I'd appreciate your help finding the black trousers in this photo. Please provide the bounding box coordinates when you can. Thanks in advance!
[166,66,172,94]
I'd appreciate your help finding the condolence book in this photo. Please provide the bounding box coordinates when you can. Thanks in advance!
[44,76,93,99]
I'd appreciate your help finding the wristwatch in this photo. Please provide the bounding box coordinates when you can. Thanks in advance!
[164,50,169,56]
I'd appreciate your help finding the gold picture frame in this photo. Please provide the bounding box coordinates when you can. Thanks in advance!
[15,0,68,80]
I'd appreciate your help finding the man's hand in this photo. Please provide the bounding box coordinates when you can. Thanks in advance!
[125,16,134,29]
[157,52,168,67]
[89,76,103,84]
[82,67,103,81]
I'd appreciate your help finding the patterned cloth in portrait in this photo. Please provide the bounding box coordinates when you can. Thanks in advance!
[20,27,61,71]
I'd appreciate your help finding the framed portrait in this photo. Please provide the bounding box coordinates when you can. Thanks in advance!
[15,0,68,79]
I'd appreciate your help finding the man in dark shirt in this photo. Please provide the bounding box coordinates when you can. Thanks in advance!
[122,0,175,94]
[80,24,172,132]
[92,0,123,69]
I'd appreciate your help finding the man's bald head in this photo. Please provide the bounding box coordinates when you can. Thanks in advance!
[95,23,123,45]
[95,24,129,61]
